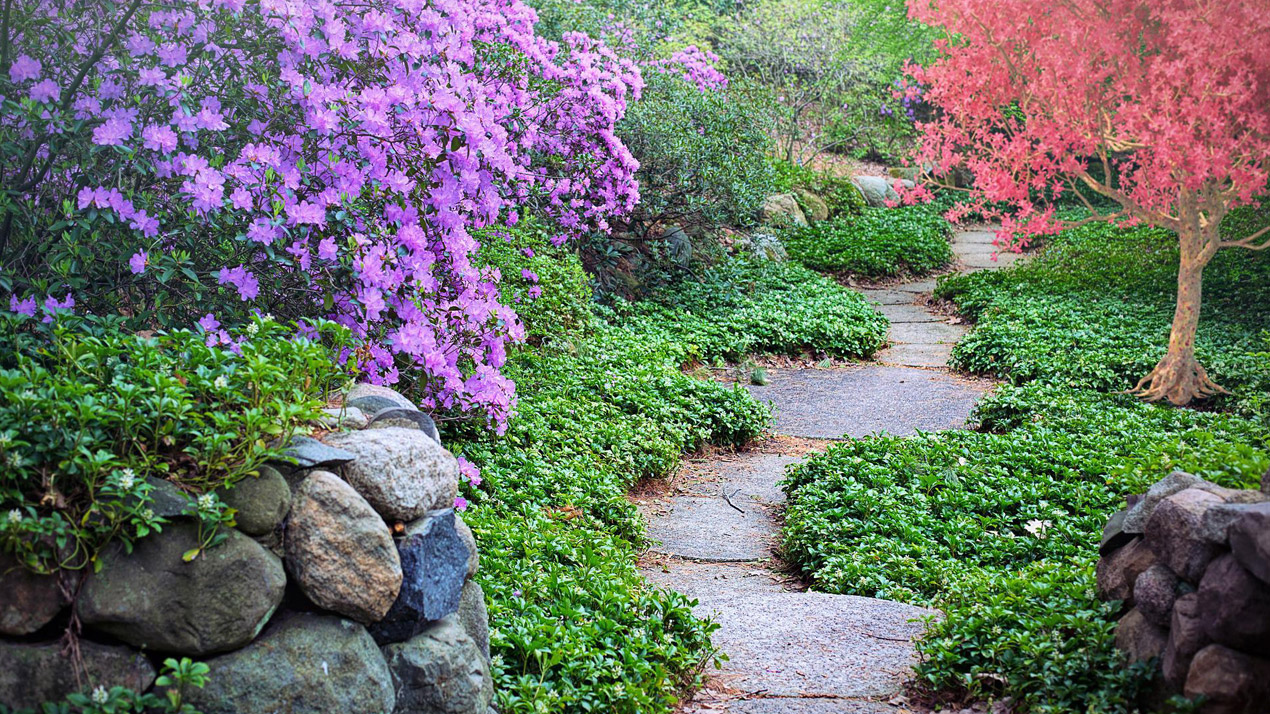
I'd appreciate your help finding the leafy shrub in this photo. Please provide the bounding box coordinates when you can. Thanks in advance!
[938,218,1270,418]
[607,259,889,361]
[783,204,953,278]
[0,314,350,572]
[915,560,1155,714]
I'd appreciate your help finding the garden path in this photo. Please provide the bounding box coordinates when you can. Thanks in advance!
[638,227,1017,713]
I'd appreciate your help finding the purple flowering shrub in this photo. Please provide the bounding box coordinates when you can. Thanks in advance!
[0,0,644,430]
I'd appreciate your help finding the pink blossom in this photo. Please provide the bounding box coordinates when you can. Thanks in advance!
[129,251,148,274]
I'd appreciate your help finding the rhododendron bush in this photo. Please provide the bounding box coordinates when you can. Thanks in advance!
[905,0,1270,406]
[0,0,643,428]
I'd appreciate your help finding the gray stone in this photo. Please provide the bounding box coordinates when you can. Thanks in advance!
[136,475,192,518]
[323,427,459,521]
[1201,502,1268,546]
[77,522,285,655]
[744,366,990,440]
[852,176,900,207]
[368,407,440,442]
[1123,471,1204,534]
[1096,537,1156,604]
[371,509,470,644]
[190,612,395,714]
[382,616,492,714]
[458,580,490,660]
[0,639,155,711]
[1262,468,1270,495]
[663,225,694,268]
[455,512,479,578]
[0,551,73,636]
[794,188,829,223]
[875,303,943,323]
[217,465,291,537]
[1228,502,1270,585]
[1198,553,1270,656]
[759,193,807,227]
[347,383,417,411]
[1163,592,1209,688]
[280,435,357,470]
[1145,488,1224,582]
[643,496,776,562]
[724,700,904,714]
[1101,509,1136,556]
[317,405,369,429]
[1135,564,1179,628]
[642,560,931,698]
[287,470,403,623]
[1115,608,1168,663]
[887,320,967,345]
[1183,644,1270,714]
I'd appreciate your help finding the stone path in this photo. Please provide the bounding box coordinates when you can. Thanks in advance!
[638,227,1018,713]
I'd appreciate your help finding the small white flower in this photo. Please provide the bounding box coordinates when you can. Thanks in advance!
[117,468,136,490]
[91,686,109,704]
[213,375,229,389]
[245,322,260,336]
[1023,519,1053,538]
[7,509,21,525]
[141,508,155,521]
[957,456,968,466]
[261,313,274,322]
[197,493,216,512]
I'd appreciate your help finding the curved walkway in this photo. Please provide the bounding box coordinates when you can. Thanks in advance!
[638,228,1019,713]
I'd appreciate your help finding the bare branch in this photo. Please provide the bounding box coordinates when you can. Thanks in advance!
[1219,223,1270,250]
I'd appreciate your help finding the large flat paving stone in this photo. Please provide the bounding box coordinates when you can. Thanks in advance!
[676,452,802,505]
[873,343,953,368]
[856,289,917,306]
[887,320,967,345]
[893,279,936,294]
[745,366,988,438]
[718,699,905,714]
[952,229,997,247]
[874,303,941,323]
[960,250,1024,270]
[642,497,776,562]
[645,561,931,699]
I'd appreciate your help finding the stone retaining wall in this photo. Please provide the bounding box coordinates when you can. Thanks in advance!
[1096,469,1270,713]
[0,384,492,714]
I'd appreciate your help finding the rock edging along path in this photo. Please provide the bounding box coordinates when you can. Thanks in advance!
[638,228,1016,713]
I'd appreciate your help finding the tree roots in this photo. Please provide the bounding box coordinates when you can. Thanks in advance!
[1127,354,1229,406]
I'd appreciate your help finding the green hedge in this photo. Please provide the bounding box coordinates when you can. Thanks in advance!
[784,203,953,278]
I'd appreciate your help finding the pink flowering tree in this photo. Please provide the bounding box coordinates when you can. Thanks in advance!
[0,0,643,429]
[904,0,1270,405]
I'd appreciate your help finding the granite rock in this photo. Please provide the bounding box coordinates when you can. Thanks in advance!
[1144,488,1224,582]
[322,427,458,521]
[0,639,155,711]
[1198,554,1270,656]
[371,509,469,644]
[382,616,492,714]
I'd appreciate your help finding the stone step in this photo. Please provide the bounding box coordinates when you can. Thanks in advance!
[745,366,989,439]
[643,561,933,701]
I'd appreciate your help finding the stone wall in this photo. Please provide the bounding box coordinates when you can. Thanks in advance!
[1096,469,1270,713]
[0,384,493,714]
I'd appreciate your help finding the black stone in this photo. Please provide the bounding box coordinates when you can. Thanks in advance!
[1100,509,1135,556]
[370,509,469,644]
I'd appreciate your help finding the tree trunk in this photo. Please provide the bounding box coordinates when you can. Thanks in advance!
[1128,223,1227,405]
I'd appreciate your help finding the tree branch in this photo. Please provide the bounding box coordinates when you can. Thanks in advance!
[1219,223,1270,250]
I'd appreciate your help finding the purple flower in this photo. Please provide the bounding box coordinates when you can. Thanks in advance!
[8,296,36,317]
[92,116,134,146]
[129,251,148,274]
[29,79,59,103]
[453,496,469,511]
[217,265,259,301]
[317,237,338,260]
[198,313,220,332]
[8,55,40,83]
[142,125,178,153]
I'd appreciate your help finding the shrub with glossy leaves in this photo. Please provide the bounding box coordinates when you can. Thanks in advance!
[0,312,350,573]
[0,0,644,429]
[783,203,952,278]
